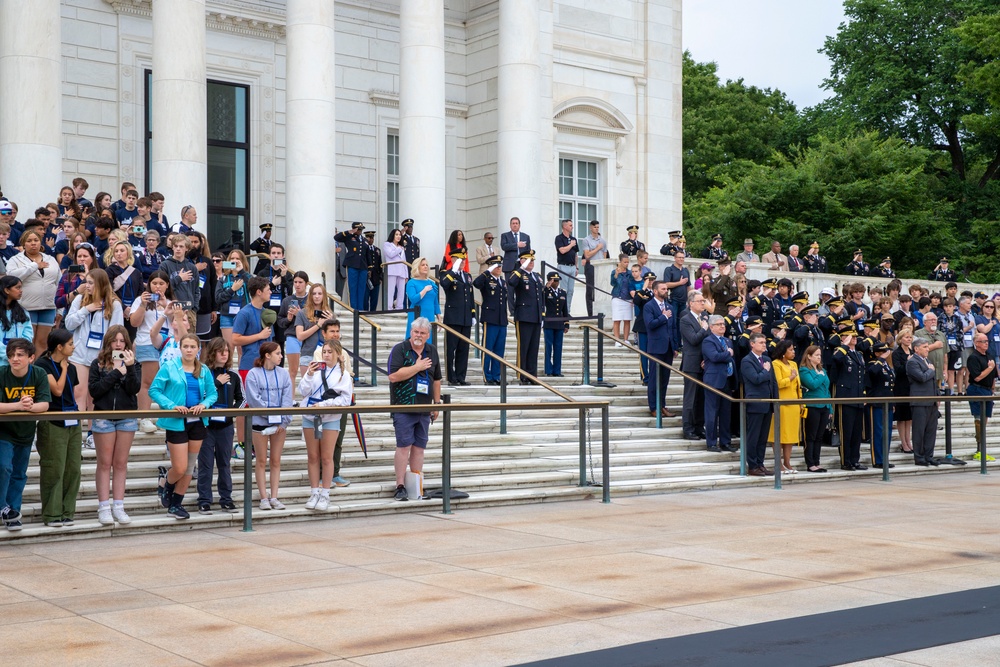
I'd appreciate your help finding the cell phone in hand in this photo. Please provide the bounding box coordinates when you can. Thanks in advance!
[149,293,160,302]
[272,258,285,266]
[222,261,236,270]
[68,264,85,273]
[112,351,125,361]
[317,362,327,370]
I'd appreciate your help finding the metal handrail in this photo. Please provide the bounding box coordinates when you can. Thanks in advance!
[328,293,382,332]
[541,259,614,299]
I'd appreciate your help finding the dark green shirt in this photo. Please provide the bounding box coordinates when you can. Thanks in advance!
[0,365,52,446]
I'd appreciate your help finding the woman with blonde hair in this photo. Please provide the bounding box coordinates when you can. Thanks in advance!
[405,257,440,340]
[105,241,144,332]
[767,339,803,473]
[297,338,353,510]
[65,268,124,447]
[295,282,334,376]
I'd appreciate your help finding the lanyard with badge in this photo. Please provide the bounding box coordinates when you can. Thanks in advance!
[306,368,329,406]
[263,368,283,424]
[268,268,282,307]
[50,359,79,427]
[2,320,20,345]
[87,308,106,349]
[412,348,430,396]
[211,371,229,423]
[227,275,244,316]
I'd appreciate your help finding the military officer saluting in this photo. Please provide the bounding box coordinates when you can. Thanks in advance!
[845,249,870,277]
[723,297,744,339]
[543,271,569,377]
[872,256,895,279]
[249,222,274,273]
[508,250,545,384]
[929,256,956,282]
[702,233,729,261]
[659,230,682,257]
[866,341,896,469]
[334,221,370,310]
[364,230,383,311]
[400,218,420,265]
[793,303,823,363]
[748,279,778,331]
[784,291,811,334]
[441,249,476,386]
[803,241,828,273]
[473,255,509,385]
[620,225,645,256]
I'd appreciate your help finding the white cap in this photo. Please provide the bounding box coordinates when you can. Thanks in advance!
[0,200,11,213]
[820,287,836,298]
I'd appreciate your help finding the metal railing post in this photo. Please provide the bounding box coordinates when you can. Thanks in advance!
[442,394,453,514]
[579,407,587,487]
[773,401,782,490]
[583,327,591,385]
[739,400,747,476]
[882,401,890,482]
[945,400,953,458]
[596,314,605,383]
[352,307,361,380]
[980,403,988,475]
[242,414,254,532]
[370,325,378,387]
[655,368,663,429]
[602,404,610,504]
[499,364,507,434]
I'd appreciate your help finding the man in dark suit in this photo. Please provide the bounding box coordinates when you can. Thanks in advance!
[680,291,710,438]
[832,329,867,471]
[702,315,735,452]
[741,332,776,476]
[500,216,531,274]
[441,249,476,386]
[401,218,420,265]
[472,255,508,385]
[508,250,544,384]
[643,281,676,418]
[907,338,940,466]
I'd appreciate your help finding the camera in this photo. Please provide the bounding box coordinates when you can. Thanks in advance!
[222,261,236,270]
[178,300,194,310]
[272,258,285,266]
[68,264,85,274]
[149,293,160,302]
[133,226,146,235]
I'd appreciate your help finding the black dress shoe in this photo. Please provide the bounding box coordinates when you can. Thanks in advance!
[706,445,721,452]
[695,429,707,438]
[683,432,700,441]
[928,458,940,466]
[719,445,734,452]
[853,464,868,471]
[914,460,929,466]
[458,380,470,386]
[809,467,828,473]
[886,463,896,469]
[841,465,855,471]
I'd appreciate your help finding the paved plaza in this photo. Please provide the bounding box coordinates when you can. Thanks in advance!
[1,473,998,666]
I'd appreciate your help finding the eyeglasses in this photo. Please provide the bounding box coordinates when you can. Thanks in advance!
[212,259,222,263]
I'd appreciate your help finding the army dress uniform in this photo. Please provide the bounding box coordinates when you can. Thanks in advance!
[249,222,274,274]
[441,250,476,386]
[633,284,654,383]
[620,225,645,256]
[872,258,895,279]
[804,243,828,273]
[334,222,370,311]
[845,251,870,277]
[832,343,867,470]
[866,344,895,466]
[473,255,509,385]
[792,304,823,363]
[508,251,545,383]
[364,231,383,311]
[928,256,956,282]
[543,272,569,376]
[401,219,421,265]
[702,234,730,261]
[659,230,682,256]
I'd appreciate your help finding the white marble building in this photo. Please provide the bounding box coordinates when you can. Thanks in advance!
[0,0,681,282]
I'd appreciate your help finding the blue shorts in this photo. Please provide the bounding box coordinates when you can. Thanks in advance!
[392,412,431,449]
[967,384,994,418]
[92,418,139,434]
[220,314,236,329]
[135,344,160,363]
[29,309,56,327]
[285,337,302,354]
[302,415,341,432]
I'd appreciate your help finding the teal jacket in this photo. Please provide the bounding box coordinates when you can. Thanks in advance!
[799,367,832,411]
[148,358,219,431]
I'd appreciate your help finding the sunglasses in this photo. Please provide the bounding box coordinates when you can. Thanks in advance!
[213,259,222,263]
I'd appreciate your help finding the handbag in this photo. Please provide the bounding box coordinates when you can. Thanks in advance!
[319,367,340,402]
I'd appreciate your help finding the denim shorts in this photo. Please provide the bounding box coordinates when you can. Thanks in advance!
[285,337,302,354]
[135,344,160,363]
[29,309,56,327]
[219,314,236,329]
[92,418,139,434]
[302,415,341,432]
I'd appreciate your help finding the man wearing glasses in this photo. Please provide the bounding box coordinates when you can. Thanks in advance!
[475,231,497,273]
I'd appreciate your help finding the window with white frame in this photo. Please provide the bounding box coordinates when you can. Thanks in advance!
[386,131,400,240]
[558,157,601,239]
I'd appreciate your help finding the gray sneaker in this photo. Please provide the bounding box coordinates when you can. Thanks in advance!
[394,485,408,501]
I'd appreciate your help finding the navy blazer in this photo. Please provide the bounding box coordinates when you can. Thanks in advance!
[643,298,676,355]
[500,231,531,273]
[702,335,734,389]
[741,352,777,413]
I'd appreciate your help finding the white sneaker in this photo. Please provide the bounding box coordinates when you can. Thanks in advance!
[112,505,131,524]
[97,506,113,525]
[269,498,286,510]
[305,491,319,510]
[139,419,157,433]
[84,434,95,449]
[259,497,271,510]
[316,494,330,511]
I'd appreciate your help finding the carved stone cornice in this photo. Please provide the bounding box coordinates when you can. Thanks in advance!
[369,90,470,119]
[104,0,286,39]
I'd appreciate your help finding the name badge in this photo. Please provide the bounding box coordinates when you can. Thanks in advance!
[87,330,103,349]
[268,414,282,424]
[992,334,999,343]
[416,378,430,395]
[269,294,281,308]
[186,417,199,423]
[228,302,240,316]
[210,416,227,423]
[964,332,974,344]
[948,336,957,346]
[160,327,171,339]
[64,419,79,427]
[198,275,206,289]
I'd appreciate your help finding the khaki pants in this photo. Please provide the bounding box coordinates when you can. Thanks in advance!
[36,421,83,522]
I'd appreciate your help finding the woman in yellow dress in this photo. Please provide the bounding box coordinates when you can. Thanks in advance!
[768,339,802,473]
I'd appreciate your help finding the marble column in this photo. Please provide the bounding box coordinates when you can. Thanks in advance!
[286,0,337,281]
[497,0,541,248]
[152,0,207,228]
[0,0,62,212]
[399,0,446,264]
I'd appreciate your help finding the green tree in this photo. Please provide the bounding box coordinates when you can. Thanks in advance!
[685,133,955,277]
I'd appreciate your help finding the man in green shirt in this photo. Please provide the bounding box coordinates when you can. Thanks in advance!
[0,339,52,531]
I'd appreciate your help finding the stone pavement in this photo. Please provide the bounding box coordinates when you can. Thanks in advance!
[1,473,998,666]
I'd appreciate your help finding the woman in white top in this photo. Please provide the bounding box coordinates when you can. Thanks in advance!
[245,342,293,509]
[383,229,408,310]
[65,268,124,444]
[297,339,353,511]
[129,269,173,433]
[6,229,60,353]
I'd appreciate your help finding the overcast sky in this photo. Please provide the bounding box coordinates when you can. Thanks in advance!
[683,0,847,109]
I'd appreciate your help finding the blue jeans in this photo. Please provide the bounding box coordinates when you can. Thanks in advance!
[483,323,507,382]
[0,440,31,512]
[544,327,564,375]
[968,384,994,419]
[347,267,369,312]
[870,404,895,465]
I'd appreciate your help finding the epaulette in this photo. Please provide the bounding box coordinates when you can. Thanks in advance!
[443,273,456,282]
[833,347,847,357]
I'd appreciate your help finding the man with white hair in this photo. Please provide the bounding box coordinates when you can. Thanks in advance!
[387,317,442,501]
[915,311,946,388]
[787,245,803,272]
